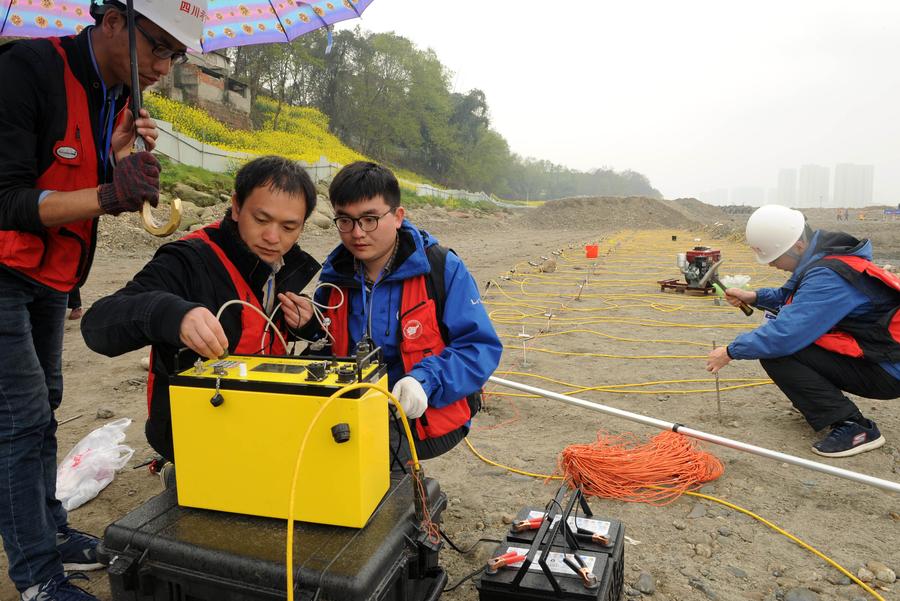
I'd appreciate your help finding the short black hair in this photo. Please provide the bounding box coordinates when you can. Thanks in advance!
[329,161,400,209]
[233,156,316,219]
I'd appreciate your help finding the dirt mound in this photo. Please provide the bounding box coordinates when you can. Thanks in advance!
[659,197,734,225]
[516,196,700,232]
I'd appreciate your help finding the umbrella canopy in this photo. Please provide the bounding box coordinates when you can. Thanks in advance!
[1,1,374,51]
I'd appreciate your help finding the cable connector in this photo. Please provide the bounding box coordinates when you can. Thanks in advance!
[563,553,599,589]
[576,526,610,545]
[511,517,544,532]
[485,551,526,574]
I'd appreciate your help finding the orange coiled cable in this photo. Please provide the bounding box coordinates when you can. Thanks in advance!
[559,430,724,505]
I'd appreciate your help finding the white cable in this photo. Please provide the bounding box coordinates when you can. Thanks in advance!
[259,282,346,351]
[215,299,289,353]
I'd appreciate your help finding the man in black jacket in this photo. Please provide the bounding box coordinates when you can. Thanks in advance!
[0,3,205,599]
[82,156,321,464]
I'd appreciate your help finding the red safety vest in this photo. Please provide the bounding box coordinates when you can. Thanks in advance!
[325,275,475,440]
[787,254,900,361]
[146,222,287,411]
[0,37,98,292]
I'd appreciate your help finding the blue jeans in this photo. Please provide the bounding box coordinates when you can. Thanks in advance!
[0,269,68,591]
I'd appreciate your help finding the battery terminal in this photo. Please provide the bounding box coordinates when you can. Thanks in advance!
[563,553,599,589]
[485,551,527,574]
[511,516,544,532]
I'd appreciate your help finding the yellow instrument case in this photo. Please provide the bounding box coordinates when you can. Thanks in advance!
[168,354,389,528]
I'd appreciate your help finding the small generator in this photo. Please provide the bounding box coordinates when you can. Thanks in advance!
[658,246,721,293]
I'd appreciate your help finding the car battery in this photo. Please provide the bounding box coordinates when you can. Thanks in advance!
[506,507,624,555]
[168,352,389,528]
[476,541,622,601]
[99,474,447,601]
[476,486,624,601]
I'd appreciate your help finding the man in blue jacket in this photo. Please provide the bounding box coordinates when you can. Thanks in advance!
[707,204,900,458]
[315,162,502,466]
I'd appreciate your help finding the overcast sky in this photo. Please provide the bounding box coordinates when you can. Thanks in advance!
[337,1,900,204]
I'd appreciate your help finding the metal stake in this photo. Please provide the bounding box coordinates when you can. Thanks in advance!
[713,340,722,423]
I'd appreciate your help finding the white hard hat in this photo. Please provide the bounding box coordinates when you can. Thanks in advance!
[745,205,807,264]
[94,0,207,52]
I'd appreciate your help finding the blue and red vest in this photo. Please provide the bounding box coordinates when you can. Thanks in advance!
[146,223,287,411]
[787,254,900,361]
[0,37,98,292]
[325,274,476,441]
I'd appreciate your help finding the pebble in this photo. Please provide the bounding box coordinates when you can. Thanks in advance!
[672,519,687,530]
[795,570,821,583]
[500,513,515,525]
[784,588,819,601]
[687,503,707,519]
[716,526,732,537]
[856,566,874,583]
[140,356,151,371]
[624,585,642,597]
[95,408,115,419]
[685,532,714,546]
[694,544,713,558]
[725,565,747,579]
[635,572,655,594]
[825,573,851,585]
[866,560,896,583]
[657,395,669,402]
[688,578,718,600]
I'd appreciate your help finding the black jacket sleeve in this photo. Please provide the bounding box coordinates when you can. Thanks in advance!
[0,42,57,233]
[81,244,204,357]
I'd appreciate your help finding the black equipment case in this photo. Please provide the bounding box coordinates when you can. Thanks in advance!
[98,474,447,601]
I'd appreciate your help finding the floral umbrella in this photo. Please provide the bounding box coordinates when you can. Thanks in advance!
[1,1,375,52]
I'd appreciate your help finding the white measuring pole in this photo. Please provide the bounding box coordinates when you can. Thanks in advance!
[488,375,900,494]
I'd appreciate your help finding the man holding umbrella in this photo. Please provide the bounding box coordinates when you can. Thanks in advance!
[0,1,206,599]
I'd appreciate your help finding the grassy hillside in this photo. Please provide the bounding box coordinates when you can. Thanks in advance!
[144,93,429,186]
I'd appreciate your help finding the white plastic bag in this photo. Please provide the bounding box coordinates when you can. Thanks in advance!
[720,274,751,289]
[56,418,135,511]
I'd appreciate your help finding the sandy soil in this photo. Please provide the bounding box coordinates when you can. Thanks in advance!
[2,201,898,601]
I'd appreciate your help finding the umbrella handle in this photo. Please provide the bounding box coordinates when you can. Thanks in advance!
[141,197,182,237]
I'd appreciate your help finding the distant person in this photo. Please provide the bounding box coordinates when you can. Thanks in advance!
[0,2,206,599]
[706,204,899,457]
[82,156,320,463]
[311,162,502,466]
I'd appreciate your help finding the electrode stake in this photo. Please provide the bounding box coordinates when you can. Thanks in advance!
[713,340,722,423]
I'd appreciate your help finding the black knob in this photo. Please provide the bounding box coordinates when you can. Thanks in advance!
[210,392,224,407]
[331,423,351,443]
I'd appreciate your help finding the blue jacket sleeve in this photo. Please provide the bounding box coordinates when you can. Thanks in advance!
[408,252,502,408]
[728,267,869,360]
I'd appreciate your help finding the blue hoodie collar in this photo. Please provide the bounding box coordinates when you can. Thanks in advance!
[320,220,436,286]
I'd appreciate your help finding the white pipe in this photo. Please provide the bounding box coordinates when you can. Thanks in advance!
[488,375,900,494]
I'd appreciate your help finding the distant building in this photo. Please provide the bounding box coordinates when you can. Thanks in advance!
[833,164,874,208]
[149,50,251,130]
[731,186,765,206]
[776,168,797,206]
[797,165,830,207]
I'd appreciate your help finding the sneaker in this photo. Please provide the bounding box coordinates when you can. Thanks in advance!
[56,527,103,571]
[812,419,886,458]
[20,572,97,600]
[67,308,83,321]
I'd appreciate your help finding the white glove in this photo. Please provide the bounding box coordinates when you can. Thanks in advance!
[391,376,428,419]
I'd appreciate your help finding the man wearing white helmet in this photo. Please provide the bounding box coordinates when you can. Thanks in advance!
[707,204,900,459]
[0,1,206,599]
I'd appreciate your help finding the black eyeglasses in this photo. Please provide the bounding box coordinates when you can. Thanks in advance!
[333,209,394,233]
[134,20,188,65]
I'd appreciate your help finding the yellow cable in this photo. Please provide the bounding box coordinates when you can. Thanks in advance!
[286,383,419,601]
[462,437,885,601]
